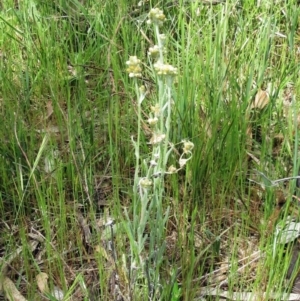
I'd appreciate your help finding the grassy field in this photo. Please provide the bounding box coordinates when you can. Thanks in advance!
[0,0,300,300]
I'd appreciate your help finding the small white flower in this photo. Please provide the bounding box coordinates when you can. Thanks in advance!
[150,133,165,145]
[153,62,177,76]
[153,153,160,159]
[148,117,158,126]
[179,151,193,168]
[179,158,188,168]
[151,103,161,116]
[148,45,160,58]
[150,159,157,166]
[126,56,140,66]
[159,34,166,44]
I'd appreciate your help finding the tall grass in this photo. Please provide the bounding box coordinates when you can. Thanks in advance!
[0,0,299,300]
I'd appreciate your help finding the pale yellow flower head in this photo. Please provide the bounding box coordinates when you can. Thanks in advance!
[182,140,194,154]
[150,132,166,145]
[139,85,146,94]
[139,178,152,189]
[148,117,158,126]
[159,34,166,45]
[153,62,177,76]
[126,56,142,78]
[151,103,161,117]
[147,8,166,26]
[148,45,160,58]
[168,165,177,173]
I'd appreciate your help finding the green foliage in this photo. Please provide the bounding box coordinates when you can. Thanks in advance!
[0,0,299,300]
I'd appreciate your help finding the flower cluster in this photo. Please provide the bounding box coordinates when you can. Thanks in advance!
[126,56,142,78]
[153,62,178,76]
[147,8,166,26]
[139,178,152,190]
[150,132,166,145]
[147,117,158,126]
[148,45,160,58]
